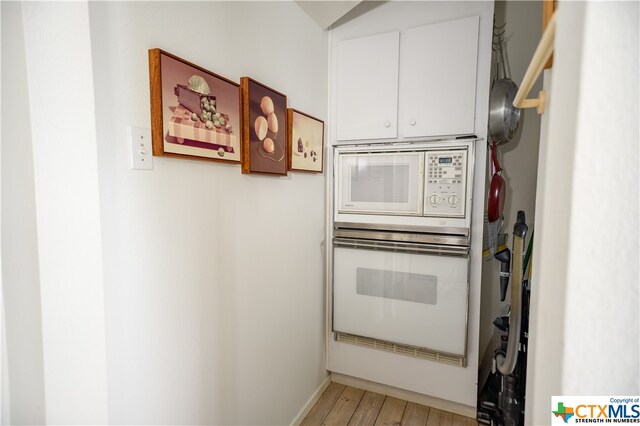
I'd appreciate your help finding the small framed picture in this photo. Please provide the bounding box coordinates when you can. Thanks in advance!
[287,109,324,173]
[149,49,240,163]
[240,77,288,175]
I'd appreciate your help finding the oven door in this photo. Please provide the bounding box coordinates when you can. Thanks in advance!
[332,238,469,357]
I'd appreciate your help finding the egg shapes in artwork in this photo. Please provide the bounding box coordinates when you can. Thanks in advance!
[263,137,275,154]
[254,116,268,141]
[267,113,278,133]
[260,96,274,115]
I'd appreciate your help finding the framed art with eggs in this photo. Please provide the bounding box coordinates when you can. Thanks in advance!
[240,77,288,175]
[149,49,241,163]
[287,109,324,173]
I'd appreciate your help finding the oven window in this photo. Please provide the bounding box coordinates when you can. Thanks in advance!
[350,164,410,203]
[356,268,437,305]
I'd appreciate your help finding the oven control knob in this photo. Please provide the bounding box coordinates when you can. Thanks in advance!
[448,194,460,206]
[429,193,441,206]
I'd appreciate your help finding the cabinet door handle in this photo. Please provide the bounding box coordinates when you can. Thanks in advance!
[384,121,391,128]
[409,119,416,126]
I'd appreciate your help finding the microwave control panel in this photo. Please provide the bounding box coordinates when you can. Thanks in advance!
[424,149,467,217]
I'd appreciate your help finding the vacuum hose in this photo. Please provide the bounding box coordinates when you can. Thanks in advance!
[496,212,528,375]
[495,248,511,302]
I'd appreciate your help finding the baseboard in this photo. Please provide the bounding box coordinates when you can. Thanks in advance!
[330,372,477,419]
[290,375,332,426]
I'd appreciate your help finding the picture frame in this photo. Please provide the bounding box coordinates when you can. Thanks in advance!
[149,48,241,163]
[240,77,288,175]
[542,0,557,69]
[287,109,324,173]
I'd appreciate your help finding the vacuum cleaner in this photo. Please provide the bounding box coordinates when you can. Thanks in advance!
[478,211,532,426]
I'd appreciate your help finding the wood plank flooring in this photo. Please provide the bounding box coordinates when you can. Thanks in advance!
[301,383,478,426]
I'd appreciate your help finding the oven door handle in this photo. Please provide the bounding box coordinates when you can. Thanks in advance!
[333,237,469,257]
[334,226,470,245]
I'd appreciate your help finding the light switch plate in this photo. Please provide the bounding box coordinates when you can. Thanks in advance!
[129,126,153,170]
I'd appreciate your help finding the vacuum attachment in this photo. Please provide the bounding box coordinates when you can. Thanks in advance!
[495,248,511,302]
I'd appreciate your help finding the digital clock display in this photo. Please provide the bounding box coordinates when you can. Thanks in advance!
[439,157,453,164]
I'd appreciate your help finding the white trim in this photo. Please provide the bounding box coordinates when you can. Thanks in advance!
[290,375,332,426]
[330,372,476,419]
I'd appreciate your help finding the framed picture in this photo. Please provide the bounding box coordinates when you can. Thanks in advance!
[240,77,288,175]
[287,109,324,173]
[542,0,557,69]
[149,48,241,163]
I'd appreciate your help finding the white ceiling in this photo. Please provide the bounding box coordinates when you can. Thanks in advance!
[295,1,362,30]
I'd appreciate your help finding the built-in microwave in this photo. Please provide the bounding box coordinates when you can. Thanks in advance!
[334,139,476,236]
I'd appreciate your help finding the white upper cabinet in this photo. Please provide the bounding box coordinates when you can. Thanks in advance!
[336,31,400,141]
[399,16,480,138]
[335,16,480,141]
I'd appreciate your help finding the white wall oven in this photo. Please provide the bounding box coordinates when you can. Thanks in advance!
[332,139,477,358]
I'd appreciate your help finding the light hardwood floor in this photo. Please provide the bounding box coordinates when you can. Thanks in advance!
[301,382,478,426]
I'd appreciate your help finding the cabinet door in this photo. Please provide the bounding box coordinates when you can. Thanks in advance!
[399,16,480,138]
[336,31,400,141]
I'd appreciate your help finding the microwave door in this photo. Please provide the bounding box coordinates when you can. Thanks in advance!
[339,152,424,216]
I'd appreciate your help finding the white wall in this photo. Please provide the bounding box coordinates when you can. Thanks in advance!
[479,0,543,362]
[326,1,494,409]
[561,0,638,392]
[2,1,328,424]
[0,4,4,422]
[88,2,328,424]
[1,2,47,424]
[0,322,8,425]
[20,2,110,423]
[526,2,639,424]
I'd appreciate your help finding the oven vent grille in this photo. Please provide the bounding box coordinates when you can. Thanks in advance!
[335,332,465,367]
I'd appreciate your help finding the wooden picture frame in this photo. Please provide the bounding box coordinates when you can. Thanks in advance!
[149,48,241,163]
[287,109,324,173]
[240,77,288,175]
[542,0,557,69]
